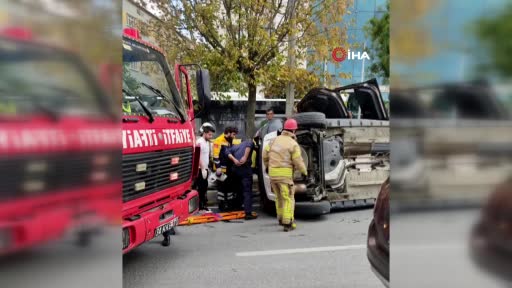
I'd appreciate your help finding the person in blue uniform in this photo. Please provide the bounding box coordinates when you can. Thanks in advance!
[225,140,258,220]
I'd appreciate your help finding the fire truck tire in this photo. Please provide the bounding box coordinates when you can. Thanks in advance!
[293,112,326,129]
[76,230,93,247]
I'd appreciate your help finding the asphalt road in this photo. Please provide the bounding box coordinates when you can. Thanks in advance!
[123,207,382,288]
[0,226,122,288]
[392,209,510,288]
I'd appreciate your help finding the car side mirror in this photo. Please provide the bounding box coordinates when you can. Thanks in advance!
[195,69,212,118]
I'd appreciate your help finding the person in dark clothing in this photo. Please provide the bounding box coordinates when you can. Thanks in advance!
[225,140,257,220]
[215,127,240,211]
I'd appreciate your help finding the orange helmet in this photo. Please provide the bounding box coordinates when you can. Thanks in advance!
[283,118,298,130]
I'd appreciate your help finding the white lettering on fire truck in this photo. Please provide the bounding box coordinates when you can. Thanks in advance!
[162,129,191,145]
[122,129,191,149]
[0,128,120,150]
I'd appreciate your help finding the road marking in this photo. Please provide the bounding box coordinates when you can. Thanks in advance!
[236,245,365,257]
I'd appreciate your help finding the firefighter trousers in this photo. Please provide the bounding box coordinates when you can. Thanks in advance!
[270,181,295,225]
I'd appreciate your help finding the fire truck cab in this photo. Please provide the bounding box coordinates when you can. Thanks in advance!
[121,28,211,253]
[0,27,120,255]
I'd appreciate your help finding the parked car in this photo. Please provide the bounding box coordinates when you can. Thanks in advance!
[470,177,512,283]
[367,178,390,287]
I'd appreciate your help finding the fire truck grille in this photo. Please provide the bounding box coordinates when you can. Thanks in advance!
[122,147,193,202]
[0,151,121,200]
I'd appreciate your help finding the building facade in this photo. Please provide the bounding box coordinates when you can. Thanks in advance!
[122,0,158,45]
[308,0,387,91]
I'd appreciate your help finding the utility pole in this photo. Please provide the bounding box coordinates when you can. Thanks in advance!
[358,42,366,119]
[285,0,296,117]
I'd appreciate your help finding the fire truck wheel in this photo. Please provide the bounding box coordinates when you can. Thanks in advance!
[76,230,93,247]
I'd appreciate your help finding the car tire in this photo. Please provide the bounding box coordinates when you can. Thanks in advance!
[257,146,276,215]
[294,112,326,129]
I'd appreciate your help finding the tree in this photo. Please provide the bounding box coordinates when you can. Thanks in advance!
[472,3,512,79]
[389,0,439,86]
[263,68,320,99]
[364,0,389,81]
[141,0,352,137]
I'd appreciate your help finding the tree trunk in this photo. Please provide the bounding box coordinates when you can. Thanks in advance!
[246,74,257,139]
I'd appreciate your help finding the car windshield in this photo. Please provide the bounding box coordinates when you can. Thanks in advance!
[0,37,103,117]
[122,38,185,118]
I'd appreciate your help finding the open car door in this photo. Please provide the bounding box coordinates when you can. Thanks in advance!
[336,78,388,120]
[296,78,388,120]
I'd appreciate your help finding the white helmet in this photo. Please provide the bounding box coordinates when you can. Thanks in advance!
[199,122,215,134]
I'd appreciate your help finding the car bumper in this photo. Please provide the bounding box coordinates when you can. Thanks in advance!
[367,219,390,287]
[122,190,199,253]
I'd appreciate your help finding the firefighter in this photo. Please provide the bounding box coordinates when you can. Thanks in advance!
[262,119,307,232]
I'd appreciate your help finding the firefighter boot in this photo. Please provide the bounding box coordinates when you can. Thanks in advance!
[283,222,296,232]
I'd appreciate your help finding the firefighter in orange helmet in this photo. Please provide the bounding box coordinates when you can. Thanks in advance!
[262,118,307,231]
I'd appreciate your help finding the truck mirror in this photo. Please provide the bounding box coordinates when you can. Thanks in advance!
[195,69,211,118]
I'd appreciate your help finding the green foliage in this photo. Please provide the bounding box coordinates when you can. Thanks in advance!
[263,68,320,98]
[472,3,512,78]
[364,0,389,81]
[141,0,352,136]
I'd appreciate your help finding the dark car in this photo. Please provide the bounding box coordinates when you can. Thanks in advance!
[367,177,390,287]
[470,177,512,282]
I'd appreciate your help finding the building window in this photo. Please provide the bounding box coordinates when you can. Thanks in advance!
[126,13,137,28]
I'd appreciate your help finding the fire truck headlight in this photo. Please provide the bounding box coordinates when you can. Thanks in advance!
[90,171,108,182]
[92,154,111,166]
[25,161,48,173]
[122,228,130,250]
[23,180,45,193]
[188,195,199,214]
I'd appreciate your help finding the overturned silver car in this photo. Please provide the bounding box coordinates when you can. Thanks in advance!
[256,79,390,215]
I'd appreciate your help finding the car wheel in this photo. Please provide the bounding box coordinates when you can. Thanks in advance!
[294,112,326,129]
[257,146,276,215]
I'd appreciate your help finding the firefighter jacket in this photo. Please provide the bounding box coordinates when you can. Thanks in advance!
[212,135,241,171]
[262,130,307,183]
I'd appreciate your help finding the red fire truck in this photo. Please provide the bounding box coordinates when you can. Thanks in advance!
[0,27,121,254]
[121,28,211,253]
